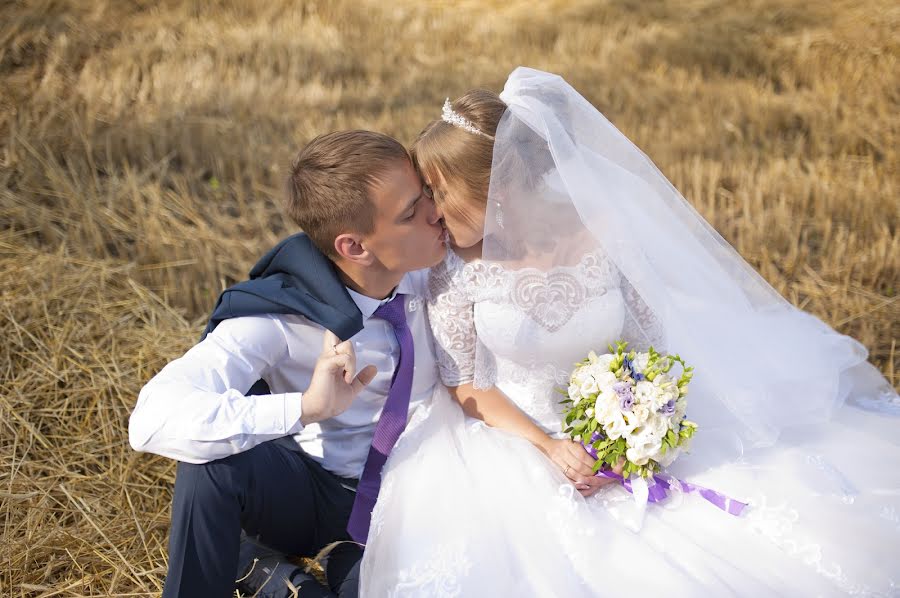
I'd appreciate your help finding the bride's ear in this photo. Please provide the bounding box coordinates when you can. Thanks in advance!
[334,233,375,266]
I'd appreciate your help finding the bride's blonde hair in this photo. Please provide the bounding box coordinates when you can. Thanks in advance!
[410,90,507,227]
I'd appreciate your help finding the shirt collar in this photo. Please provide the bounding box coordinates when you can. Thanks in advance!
[345,274,416,320]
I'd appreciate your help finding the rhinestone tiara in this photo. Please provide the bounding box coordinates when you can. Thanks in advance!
[441,98,494,140]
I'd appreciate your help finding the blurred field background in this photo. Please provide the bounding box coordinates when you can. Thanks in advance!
[1,0,898,595]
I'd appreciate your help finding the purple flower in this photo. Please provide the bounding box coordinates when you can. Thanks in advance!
[659,399,677,414]
[623,356,644,381]
[613,382,635,411]
[612,381,631,395]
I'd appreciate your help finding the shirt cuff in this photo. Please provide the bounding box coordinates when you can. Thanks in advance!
[254,392,304,435]
[286,392,305,434]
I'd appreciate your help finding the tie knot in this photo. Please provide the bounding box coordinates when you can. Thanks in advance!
[373,294,407,329]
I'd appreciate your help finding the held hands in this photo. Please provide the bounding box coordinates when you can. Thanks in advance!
[300,330,378,426]
[542,438,624,498]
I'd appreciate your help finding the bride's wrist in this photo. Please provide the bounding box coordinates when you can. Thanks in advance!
[532,434,554,454]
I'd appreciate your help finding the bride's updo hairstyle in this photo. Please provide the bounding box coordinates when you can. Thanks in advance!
[410,90,507,226]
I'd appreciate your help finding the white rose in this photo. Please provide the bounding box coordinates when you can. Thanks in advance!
[591,354,615,371]
[630,403,651,426]
[604,411,634,440]
[655,445,680,467]
[650,382,678,412]
[625,446,648,466]
[627,418,666,463]
[604,421,623,441]
[632,353,650,374]
[570,366,589,386]
[579,376,599,397]
[625,442,659,466]
[648,413,670,437]
[627,415,664,447]
[650,391,670,412]
[592,370,617,388]
[621,410,642,436]
[654,376,678,397]
[594,392,619,424]
[634,380,655,402]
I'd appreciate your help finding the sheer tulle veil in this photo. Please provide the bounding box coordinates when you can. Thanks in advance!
[358,68,900,596]
[475,67,897,453]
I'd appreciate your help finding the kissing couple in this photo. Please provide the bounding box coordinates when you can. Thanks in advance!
[130,67,900,597]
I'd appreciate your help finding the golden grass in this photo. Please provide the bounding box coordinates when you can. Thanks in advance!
[1,0,897,594]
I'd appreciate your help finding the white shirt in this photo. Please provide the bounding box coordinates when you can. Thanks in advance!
[128,270,439,478]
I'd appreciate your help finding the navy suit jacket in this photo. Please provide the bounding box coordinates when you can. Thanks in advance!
[202,232,364,394]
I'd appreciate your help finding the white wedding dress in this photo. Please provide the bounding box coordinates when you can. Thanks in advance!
[359,248,900,597]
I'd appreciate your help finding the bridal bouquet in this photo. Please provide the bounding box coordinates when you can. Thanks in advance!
[560,342,697,479]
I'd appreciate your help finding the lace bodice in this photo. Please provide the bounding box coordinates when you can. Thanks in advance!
[427,248,632,433]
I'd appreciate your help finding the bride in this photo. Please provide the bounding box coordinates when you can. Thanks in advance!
[359,67,900,596]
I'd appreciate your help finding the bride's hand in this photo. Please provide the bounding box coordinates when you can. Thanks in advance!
[540,438,601,488]
[577,457,625,498]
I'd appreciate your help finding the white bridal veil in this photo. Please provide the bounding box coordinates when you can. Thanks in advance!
[475,67,897,450]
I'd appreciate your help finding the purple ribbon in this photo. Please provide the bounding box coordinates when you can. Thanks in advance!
[594,470,748,516]
[583,439,748,516]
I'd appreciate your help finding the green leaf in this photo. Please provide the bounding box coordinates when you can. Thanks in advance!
[593,437,613,451]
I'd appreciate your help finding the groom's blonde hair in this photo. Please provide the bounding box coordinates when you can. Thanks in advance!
[286,130,411,257]
[411,90,506,227]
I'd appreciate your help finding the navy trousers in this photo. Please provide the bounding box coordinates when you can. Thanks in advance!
[162,440,363,597]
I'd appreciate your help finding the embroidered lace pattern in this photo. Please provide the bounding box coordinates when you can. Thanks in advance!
[427,248,620,384]
[386,541,473,598]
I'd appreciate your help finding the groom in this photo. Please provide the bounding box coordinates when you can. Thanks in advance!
[128,130,447,597]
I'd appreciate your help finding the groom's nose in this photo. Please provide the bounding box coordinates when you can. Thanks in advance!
[426,196,443,225]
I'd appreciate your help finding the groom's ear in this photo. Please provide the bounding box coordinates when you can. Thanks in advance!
[334,232,375,266]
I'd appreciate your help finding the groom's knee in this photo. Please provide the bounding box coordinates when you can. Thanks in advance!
[326,544,363,598]
[173,447,260,507]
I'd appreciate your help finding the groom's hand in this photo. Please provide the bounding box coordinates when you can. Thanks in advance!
[300,329,378,426]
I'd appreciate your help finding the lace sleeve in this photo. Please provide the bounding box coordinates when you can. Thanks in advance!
[426,252,476,387]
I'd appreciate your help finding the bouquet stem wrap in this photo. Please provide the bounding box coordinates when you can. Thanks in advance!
[583,438,748,516]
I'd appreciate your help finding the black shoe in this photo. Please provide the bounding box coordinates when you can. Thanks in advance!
[236,532,334,598]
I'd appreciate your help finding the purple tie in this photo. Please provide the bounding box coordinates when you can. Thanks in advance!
[347,294,415,543]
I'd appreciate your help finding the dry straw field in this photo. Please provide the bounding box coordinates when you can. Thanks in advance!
[1,0,898,595]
